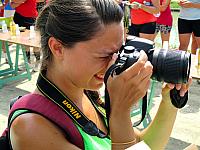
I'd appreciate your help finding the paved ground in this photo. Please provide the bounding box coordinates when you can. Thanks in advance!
[0,51,200,150]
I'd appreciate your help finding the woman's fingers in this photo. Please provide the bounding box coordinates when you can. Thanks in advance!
[179,77,192,96]
[163,77,193,97]
[107,53,118,70]
[106,53,118,83]
[122,50,148,79]
[106,50,153,106]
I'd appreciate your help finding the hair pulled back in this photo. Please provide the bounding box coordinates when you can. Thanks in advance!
[35,0,123,70]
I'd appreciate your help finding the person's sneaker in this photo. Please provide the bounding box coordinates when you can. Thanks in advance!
[2,52,8,64]
[5,58,8,64]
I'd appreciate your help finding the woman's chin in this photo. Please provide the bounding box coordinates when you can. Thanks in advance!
[89,82,104,91]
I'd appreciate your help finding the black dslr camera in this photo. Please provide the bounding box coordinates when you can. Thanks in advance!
[104,36,191,114]
[114,36,191,84]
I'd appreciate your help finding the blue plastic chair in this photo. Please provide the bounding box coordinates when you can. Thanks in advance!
[131,79,157,128]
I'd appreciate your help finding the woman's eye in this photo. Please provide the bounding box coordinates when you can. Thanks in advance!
[100,55,112,60]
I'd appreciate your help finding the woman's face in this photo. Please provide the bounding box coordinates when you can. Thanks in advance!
[61,22,124,90]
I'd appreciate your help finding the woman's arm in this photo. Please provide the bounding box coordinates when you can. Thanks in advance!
[179,0,200,8]
[138,79,192,150]
[131,0,160,14]
[160,0,171,12]
[10,0,26,8]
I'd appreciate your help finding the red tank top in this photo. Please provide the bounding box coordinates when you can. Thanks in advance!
[156,0,173,26]
[130,0,157,24]
[16,0,38,18]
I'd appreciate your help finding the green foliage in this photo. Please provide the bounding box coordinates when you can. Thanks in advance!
[170,1,181,9]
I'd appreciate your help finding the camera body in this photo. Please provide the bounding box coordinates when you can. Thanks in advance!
[114,36,191,84]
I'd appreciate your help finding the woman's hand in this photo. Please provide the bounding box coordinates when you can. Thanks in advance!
[130,2,142,9]
[115,0,123,4]
[161,77,193,102]
[179,0,193,8]
[106,51,153,114]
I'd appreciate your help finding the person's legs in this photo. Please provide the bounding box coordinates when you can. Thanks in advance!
[178,33,191,51]
[33,48,41,72]
[178,18,192,51]
[160,25,172,49]
[2,42,8,63]
[139,33,155,41]
[161,32,170,49]
[24,46,31,64]
[191,33,198,54]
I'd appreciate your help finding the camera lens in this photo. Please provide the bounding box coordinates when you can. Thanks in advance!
[151,49,191,84]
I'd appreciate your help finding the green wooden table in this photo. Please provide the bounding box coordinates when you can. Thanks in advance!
[0,30,40,88]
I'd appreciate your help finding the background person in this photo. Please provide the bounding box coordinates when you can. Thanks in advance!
[178,0,200,52]
[9,0,192,150]
[153,0,173,48]
[128,0,160,41]
[10,0,41,71]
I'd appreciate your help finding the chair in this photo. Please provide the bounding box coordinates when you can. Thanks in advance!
[131,79,157,128]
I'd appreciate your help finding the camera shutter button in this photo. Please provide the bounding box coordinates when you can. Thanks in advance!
[124,46,135,53]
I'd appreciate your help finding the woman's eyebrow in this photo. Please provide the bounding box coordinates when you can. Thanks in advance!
[101,49,119,56]
[106,45,122,54]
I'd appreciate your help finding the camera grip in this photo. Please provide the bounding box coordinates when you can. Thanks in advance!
[170,88,188,108]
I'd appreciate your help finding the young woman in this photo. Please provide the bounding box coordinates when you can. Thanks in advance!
[10,0,40,71]
[9,0,192,150]
[178,0,200,52]
[154,0,173,48]
[128,0,160,41]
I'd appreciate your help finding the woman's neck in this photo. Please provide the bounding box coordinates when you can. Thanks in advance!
[45,68,85,106]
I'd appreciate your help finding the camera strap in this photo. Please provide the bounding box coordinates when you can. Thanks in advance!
[104,64,148,132]
[170,89,188,108]
[36,70,107,138]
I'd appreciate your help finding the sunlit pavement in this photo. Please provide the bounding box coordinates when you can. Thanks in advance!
[0,69,200,149]
[0,48,200,149]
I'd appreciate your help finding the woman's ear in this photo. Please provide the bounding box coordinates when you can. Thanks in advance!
[48,37,65,59]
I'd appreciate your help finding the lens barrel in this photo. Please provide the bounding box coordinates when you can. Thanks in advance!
[116,36,191,84]
[151,49,191,84]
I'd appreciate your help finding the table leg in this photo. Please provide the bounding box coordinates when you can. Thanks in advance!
[21,45,31,80]
[0,42,15,76]
[14,44,20,75]
[5,41,14,70]
[0,44,32,88]
[0,41,2,64]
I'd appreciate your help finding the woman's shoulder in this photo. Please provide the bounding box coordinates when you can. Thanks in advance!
[10,113,63,140]
[10,113,78,150]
